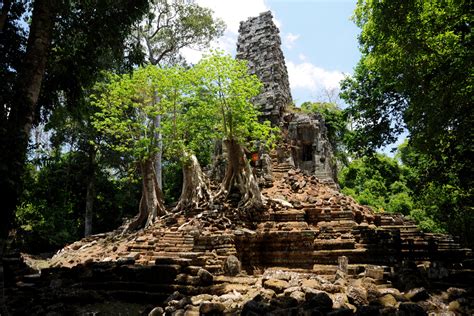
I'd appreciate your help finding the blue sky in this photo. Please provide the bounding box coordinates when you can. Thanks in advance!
[185,0,361,106]
[182,0,404,154]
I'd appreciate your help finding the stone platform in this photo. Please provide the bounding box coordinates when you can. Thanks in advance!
[5,159,474,315]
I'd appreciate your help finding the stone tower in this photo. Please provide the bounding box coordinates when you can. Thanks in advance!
[236,11,292,125]
[236,11,337,182]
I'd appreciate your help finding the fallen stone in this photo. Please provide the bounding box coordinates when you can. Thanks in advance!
[191,294,214,306]
[270,295,298,309]
[259,288,276,301]
[197,268,214,286]
[283,286,301,295]
[165,291,184,304]
[241,298,272,315]
[331,293,350,309]
[379,294,397,308]
[218,290,242,302]
[224,255,241,276]
[405,287,429,302]
[148,306,164,316]
[289,290,305,303]
[263,278,289,294]
[448,300,461,313]
[164,305,177,315]
[321,283,342,294]
[365,265,384,280]
[305,291,333,311]
[301,278,320,289]
[346,285,368,306]
[199,302,225,315]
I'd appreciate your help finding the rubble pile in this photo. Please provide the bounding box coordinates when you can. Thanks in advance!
[6,158,473,315]
[4,9,474,316]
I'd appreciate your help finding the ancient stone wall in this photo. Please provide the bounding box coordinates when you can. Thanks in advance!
[284,112,337,180]
[236,12,336,181]
[236,11,292,125]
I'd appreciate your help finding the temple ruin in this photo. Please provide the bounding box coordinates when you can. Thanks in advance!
[237,11,337,181]
[4,11,473,316]
[236,11,292,125]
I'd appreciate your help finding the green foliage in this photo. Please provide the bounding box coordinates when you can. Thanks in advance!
[341,0,473,245]
[38,0,150,120]
[91,63,213,167]
[135,0,225,65]
[92,66,172,161]
[340,153,414,214]
[408,209,444,233]
[193,51,278,146]
[398,141,474,245]
[90,52,276,207]
[162,160,183,205]
[341,0,473,174]
[91,51,276,165]
[14,153,140,252]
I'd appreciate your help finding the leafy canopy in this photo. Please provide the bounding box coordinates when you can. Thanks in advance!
[193,51,277,147]
[340,0,472,177]
[91,51,276,167]
[340,0,473,243]
[133,0,225,65]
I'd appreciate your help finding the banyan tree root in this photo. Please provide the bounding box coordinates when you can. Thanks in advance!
[216,139,264,210]
[123,159,166,232]
[173,153,213,213]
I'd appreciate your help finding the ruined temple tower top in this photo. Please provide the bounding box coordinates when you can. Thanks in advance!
[236,11,292,125]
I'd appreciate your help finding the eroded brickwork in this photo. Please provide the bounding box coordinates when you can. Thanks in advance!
[236,11,292,124]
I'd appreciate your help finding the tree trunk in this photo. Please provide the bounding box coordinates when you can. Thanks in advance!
[0,0,11,32]
[218,139,263,209]
[154,114,163,190]
[84,148,96,237]
[0,0,55,236]
[174,153,212,213]
[0,1,55,312]
[124,159,166,231]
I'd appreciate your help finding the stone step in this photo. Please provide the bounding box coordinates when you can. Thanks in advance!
[312,264,338,275]
[313,239,356,250]
[273,210,306,222]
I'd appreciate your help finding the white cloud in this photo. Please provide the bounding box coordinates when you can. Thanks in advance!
[298,53,307,61]
[284,33,300,49]
[182,0,280,62]
[196,0,270,35]
[287,61,344,92]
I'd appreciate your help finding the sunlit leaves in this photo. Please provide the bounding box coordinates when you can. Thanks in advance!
[91,51,276,168]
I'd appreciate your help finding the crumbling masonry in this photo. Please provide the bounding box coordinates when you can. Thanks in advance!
[236,11,292,125]
[237,11,336,180]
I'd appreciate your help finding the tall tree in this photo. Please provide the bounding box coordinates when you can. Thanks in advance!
[91,67,173,230]
[33,0,150,237]
[340,0,473,243]
[131,0,225,190]
[194,52,276,210]
[0,1,148,310]
[160,67,215,213]
[0,0,55,245]
[133,0,225,66]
